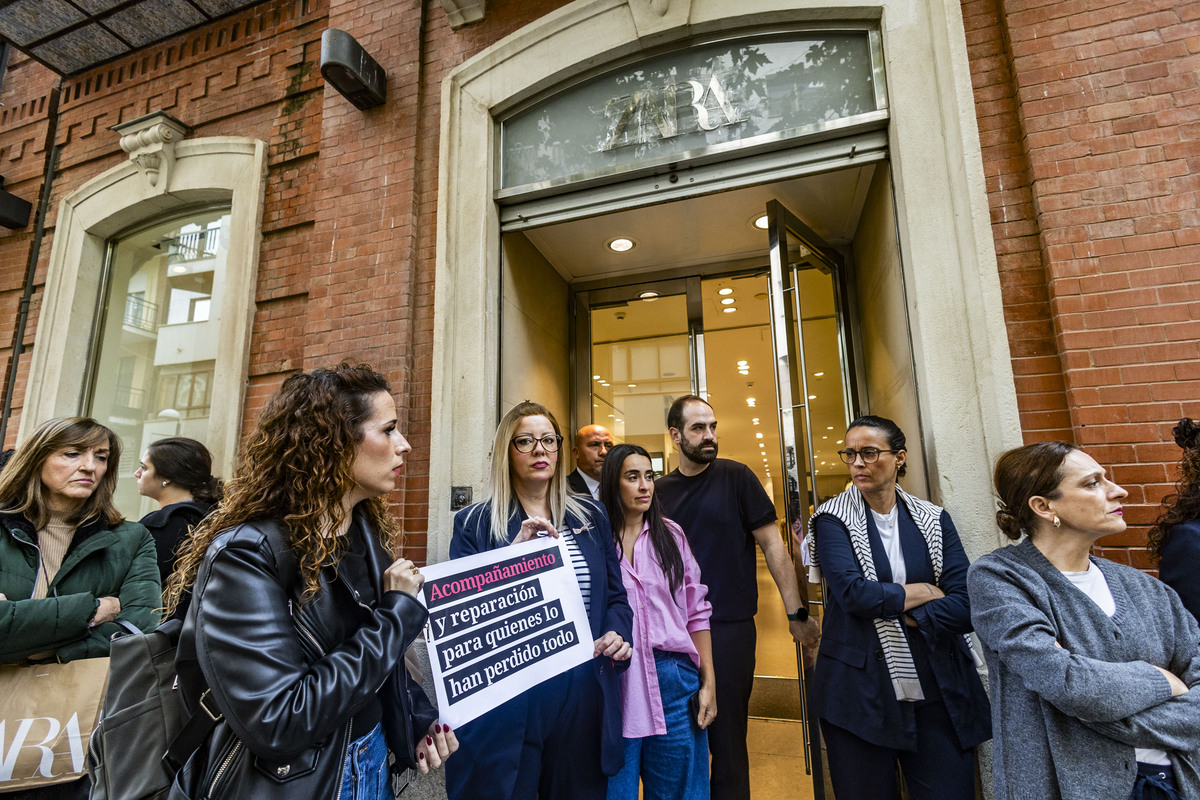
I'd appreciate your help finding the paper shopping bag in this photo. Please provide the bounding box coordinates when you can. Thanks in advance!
[0,657,111,790]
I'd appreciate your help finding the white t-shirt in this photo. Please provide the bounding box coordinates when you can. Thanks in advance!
[1063,562,1169,766]
[871,505,905,585]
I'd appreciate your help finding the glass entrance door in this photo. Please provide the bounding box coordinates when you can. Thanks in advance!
[766,199,856,798]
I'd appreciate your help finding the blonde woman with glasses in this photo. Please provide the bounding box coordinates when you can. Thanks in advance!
[446,401,633,800]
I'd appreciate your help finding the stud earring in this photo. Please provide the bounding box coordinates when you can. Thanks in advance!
[162,481,169,487]
[1052,515,1061,528]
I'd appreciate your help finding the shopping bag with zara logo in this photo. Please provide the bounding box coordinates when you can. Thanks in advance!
[0,657,110,790]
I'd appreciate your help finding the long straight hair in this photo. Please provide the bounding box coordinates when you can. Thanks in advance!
[599,443,685,596]
[0,417,124,527]
[479,401,590,544]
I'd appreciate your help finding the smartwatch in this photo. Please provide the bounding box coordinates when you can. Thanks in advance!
[786,606,810,622]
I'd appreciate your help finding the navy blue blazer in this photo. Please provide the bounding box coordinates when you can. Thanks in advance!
[811,493,990,751]
[445,497,633,796]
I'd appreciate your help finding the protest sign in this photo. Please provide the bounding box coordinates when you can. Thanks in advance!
[418,537,592,728]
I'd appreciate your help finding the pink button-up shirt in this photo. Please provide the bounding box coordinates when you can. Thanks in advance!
[618,517,712,738]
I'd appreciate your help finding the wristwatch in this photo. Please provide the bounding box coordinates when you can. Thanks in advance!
[786,606,810,622]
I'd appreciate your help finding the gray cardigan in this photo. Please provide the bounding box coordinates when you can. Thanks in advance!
[968,539,1200,800]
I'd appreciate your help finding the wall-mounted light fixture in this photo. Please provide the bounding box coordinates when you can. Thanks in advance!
[320,29,387,110]
[0,176,32,229]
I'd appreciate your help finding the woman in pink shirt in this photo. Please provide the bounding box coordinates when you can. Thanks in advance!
[599,443,715,800]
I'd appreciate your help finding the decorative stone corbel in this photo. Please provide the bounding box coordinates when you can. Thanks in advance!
[113,112,191,193]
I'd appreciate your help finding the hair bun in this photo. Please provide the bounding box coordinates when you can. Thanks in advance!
[995,502,1023,541]
[1173,418,1200,450]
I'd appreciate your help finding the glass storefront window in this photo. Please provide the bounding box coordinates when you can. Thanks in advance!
[589,293,691,473]
[87,207,230,518]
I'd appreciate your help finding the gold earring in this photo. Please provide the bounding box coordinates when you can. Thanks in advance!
[1052,515,1061,528]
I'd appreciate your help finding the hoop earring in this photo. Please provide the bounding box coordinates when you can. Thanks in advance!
[1052,515,1061,528]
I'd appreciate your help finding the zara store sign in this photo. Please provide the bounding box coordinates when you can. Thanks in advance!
[499,30,884,194]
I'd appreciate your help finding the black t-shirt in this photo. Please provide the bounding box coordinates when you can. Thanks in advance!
[655,459,776,622]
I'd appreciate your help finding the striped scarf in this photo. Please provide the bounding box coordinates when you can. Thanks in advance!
[806,485,952,702]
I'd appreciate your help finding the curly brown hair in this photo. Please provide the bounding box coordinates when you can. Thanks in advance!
[164,363,401,613]
[1149,419,1200,562]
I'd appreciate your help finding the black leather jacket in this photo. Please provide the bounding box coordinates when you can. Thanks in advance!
[170,514,436,799]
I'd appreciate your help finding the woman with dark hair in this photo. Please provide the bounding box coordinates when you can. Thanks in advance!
[598,443,714,800]
[164,363,455,800]
[1150,419,1200,622]
[969,442,1200,800]
[447,401,632,800]
[135,437,223,581]
[806,415,989,800]
[0,417,160,800]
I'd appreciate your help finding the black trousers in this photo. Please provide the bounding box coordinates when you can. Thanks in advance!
[820,698,975,800]
[708,618,756,800]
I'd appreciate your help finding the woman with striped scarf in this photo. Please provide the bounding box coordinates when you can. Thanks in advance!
[806,415,990,800]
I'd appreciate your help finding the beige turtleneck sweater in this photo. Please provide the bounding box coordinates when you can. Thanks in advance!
[33,509,77,599]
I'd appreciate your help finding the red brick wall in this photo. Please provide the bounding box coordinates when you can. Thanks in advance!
[965,0,1200,568]
[0,0,570,563]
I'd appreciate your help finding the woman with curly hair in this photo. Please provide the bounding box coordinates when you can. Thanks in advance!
[164,363,456,800]
[1149,419,1200,623]
[446,401,632,800]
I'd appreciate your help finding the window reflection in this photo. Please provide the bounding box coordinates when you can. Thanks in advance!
[88,208,230,518]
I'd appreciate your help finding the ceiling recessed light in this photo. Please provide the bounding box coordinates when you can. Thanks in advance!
[827,426,834,430]
[752,214,769,230]
[721,298,735,306]
[756,433,763,439]
[746,397,756,408]
[737,360,748,367]
[627,384,636,388]
[752,418,760,425]
[639,291,658,302]
[718,288,733,296]
[723,307,737,313]
[607,237,635,252]
[593,375,601,380]
[814,371,825,377]
[171,265,188,274]
[808,394,817,400]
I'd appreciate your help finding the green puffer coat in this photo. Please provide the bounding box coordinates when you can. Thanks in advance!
[0,512,161,664]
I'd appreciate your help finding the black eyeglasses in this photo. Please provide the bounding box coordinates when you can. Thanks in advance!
[838,448,899,464]
[511,434,563,453]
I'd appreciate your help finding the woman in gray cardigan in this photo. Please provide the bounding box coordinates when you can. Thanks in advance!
[968,441,1200,800]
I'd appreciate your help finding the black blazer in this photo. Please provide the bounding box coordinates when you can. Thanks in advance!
[171,512,435,799]
[567,468,590,496]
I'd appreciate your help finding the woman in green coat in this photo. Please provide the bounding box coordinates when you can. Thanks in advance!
[0,417,161,799]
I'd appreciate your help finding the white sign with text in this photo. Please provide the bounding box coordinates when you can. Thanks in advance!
[419,537,592,728]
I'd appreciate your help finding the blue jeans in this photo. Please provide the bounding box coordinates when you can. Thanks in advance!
[339,723,390,800]
[607,650,709,800]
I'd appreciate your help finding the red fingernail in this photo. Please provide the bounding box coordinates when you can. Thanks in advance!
[435,723,442,733]
[444,724,451,732]
[419,752,426,760]
[427,736,433,745]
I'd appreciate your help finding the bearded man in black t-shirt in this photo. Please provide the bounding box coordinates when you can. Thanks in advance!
[655,395,820,800]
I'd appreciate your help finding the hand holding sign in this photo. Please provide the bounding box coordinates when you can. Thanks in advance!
[415,722,458,773]
[593,630,631,661]
[385,558,424,596]
[514,516,559,543]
